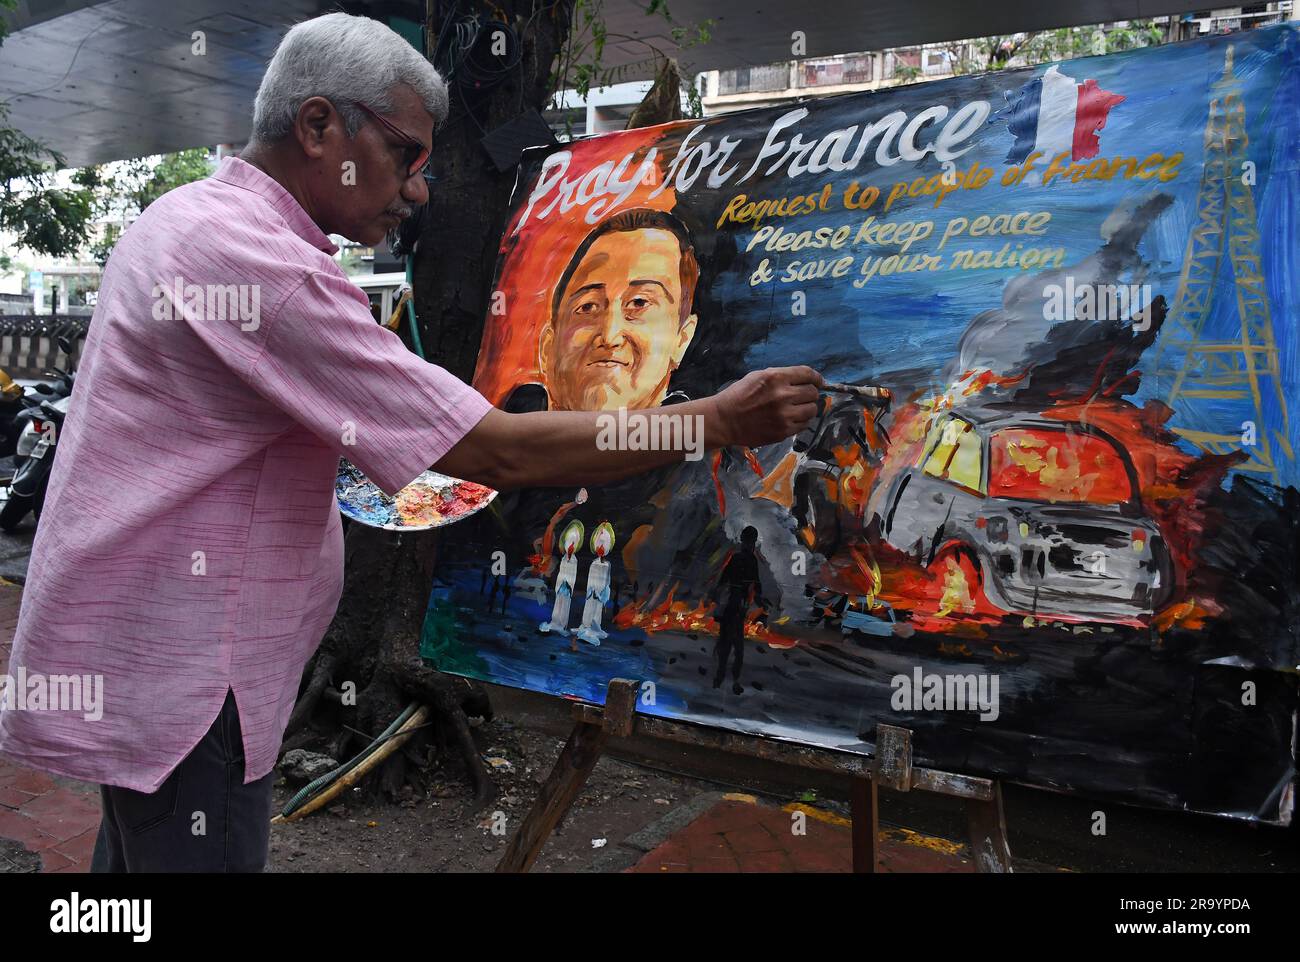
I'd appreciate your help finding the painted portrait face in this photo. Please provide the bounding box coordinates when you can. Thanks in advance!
[540,228,698,411]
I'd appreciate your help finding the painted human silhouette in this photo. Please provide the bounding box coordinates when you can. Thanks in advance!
[574,522,615,648]
[540,520,583,636]
[711,525,761,695]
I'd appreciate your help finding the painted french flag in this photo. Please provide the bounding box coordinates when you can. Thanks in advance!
[1005,65,1125,164]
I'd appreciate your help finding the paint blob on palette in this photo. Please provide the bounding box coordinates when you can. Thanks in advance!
[335,460,496,530]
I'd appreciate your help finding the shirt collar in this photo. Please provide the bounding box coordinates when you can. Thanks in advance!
[211,155,339,255]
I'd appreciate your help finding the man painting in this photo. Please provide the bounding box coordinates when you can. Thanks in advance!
[0,12,822,873]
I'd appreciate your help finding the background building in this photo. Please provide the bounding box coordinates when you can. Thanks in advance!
[699,3,1296,115]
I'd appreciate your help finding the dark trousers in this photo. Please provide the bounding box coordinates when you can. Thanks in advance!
[90,688,275,872]
[713,614,746,683]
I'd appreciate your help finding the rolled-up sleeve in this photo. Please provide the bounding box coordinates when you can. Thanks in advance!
[247,270,494,494]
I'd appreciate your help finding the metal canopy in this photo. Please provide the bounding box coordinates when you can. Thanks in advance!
[1,0,1208,168]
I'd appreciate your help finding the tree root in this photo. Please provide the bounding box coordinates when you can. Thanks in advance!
[285,651,336,738]
[380,633,497,811]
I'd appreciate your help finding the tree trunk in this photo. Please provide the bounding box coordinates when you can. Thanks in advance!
[414,0,573,382]
[626,57,684,130]
[284,1,573,811]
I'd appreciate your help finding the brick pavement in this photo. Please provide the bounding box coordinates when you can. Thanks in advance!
[628,794,978,873]
[0,582,101,873]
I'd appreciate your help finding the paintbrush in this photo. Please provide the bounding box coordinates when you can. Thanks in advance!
[821,382,891,403]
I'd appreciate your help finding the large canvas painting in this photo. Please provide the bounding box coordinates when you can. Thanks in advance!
[422,25,1300,823]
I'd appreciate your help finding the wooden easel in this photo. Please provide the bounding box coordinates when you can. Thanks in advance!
[495,678,1013,873]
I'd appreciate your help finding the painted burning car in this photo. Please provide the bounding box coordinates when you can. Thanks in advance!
[870,407,1174,625]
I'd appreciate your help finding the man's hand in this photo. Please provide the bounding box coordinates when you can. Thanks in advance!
[709,366,824,449]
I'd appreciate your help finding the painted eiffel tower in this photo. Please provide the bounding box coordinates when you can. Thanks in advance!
[1156,44,1291,481]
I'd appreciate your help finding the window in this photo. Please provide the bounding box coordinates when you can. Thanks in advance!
[921,47,950,76]
[801,59,843,87]
[842,55,875,84]
[720,64,789,94]
[720,66,752,94]
[987,428,1132,504]
[883,47,922,80]
[922,416,982,491]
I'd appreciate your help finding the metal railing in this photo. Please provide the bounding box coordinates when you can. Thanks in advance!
[0,316,87,379]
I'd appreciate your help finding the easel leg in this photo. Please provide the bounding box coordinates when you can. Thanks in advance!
[495,679,638,873]
[495,720,608,872]
[849,776,879,873]
[965,782,1013,873]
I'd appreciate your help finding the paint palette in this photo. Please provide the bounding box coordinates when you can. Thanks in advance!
[335,459,496,531]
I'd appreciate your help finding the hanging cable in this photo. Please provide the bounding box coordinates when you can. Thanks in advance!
[430,0,523,134]
[432,4,522,91]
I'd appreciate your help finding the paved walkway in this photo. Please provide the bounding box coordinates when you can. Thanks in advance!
[625,793,977,872]
[0,583,101,873]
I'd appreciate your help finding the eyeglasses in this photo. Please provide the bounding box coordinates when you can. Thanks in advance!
[354,101,431,178]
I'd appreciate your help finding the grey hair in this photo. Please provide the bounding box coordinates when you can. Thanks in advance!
[251,12,448,144]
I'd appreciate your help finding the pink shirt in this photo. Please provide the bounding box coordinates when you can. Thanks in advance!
[0,156,493,792]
